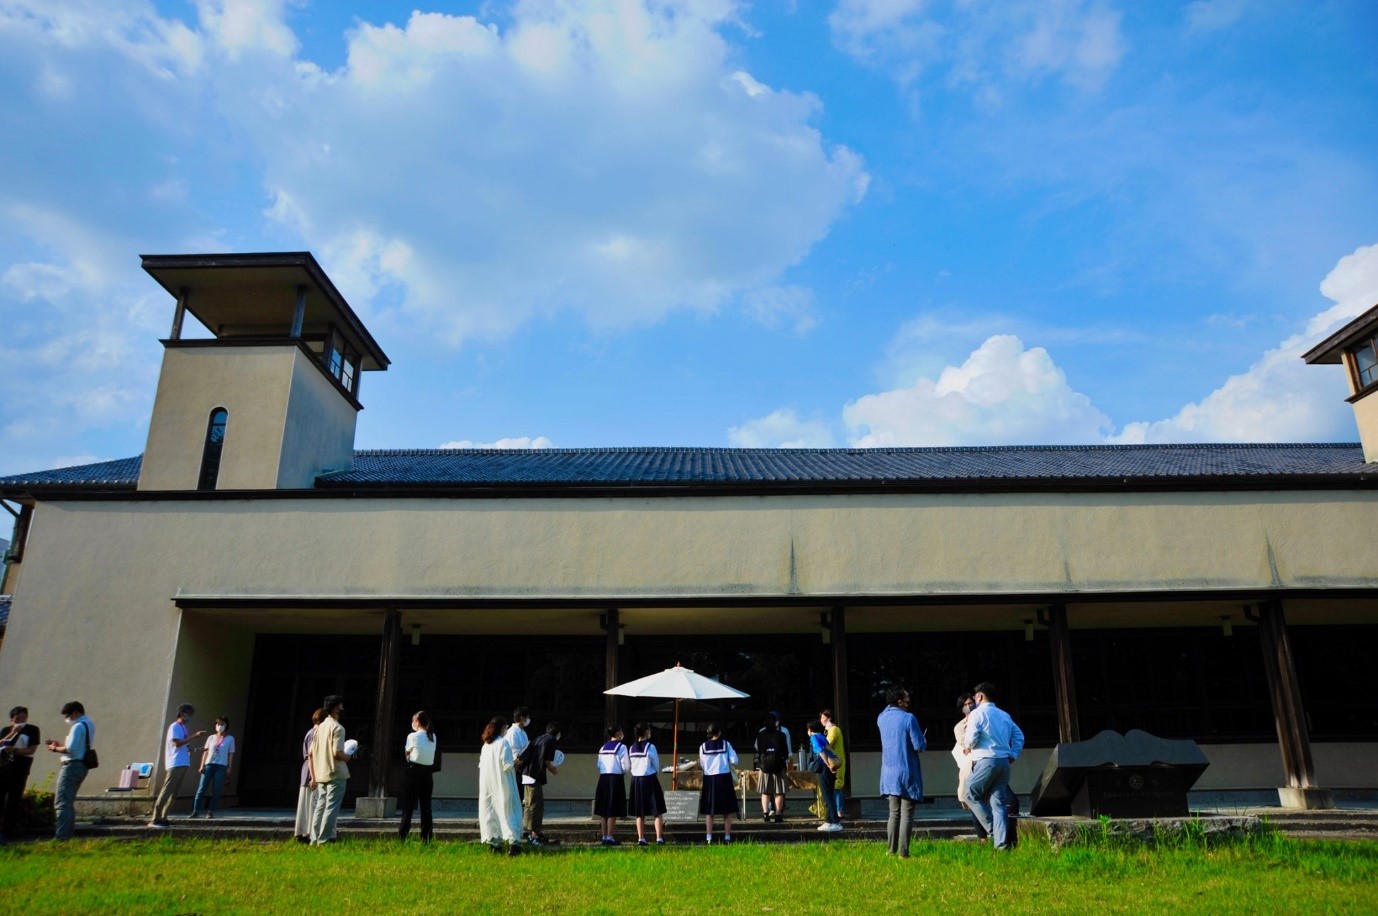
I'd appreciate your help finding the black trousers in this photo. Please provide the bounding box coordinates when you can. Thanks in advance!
[0,764,31,837]
[398,765,434,841]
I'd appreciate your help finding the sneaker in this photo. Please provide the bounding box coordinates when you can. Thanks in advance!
[606,837,621,846]
[508,843,522,857]
[205,812,213,819]
[722,836,734,845]
[637,838,649,846]
[825,822,844,833]
[147,820,170,829]
[527,835,541,847]
[536,835,560,846]
[816,822,833,831]
[186,813,202,819]
[656,838,666,845]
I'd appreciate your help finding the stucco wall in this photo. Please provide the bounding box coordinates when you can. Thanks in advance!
[1,489,1375,793]
[276,353,358,488]
[139,346,356,491]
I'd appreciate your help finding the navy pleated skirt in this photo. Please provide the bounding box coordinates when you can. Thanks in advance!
[593,773,627,817]
[628,775,667,817]
[698,773,739,816]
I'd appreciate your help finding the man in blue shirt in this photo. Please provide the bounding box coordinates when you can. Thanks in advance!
[961,681,1025,851]
[877,686,926,857]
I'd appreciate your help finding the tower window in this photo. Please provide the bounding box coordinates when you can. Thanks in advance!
[1352,335,1378,390]
[198,407,228,491]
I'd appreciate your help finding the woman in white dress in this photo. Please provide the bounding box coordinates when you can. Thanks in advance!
[478,716,523,856]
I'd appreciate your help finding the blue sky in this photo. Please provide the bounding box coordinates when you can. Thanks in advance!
[2,0,1377,475]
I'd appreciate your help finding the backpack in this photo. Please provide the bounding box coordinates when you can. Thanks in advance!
[756,727,787,774]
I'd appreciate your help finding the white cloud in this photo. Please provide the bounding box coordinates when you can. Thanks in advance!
[1113,242,1378,444]
[438,436,553,449]
[843,334,1111,446]
[829,0,1126,96]
[212,1,868,345]
[728,409,836,448]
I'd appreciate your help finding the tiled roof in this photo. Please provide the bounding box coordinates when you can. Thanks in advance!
[0,443,1370,493]
[317,443,1372,487]
[0,456,143,488]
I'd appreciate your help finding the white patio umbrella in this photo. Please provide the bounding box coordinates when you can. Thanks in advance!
[604,663,750,790]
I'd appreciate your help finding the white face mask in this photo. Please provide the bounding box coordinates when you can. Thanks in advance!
[215,724,226,734]
[64,717,73,724]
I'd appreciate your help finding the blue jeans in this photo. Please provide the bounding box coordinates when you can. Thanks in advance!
[964,756,1014,849]
[833,788,845,819]
[54,762,88,840]
[191,764,227,815]
[817,768,839,824]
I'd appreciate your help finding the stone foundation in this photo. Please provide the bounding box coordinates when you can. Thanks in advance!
[1023,815,1263,850]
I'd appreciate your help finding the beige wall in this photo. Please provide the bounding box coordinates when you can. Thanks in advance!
[139,346,356,491]
[1352,391,1378,463]
[0,488,1375,794]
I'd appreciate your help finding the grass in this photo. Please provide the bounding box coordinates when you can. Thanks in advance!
[1,833,1376,914]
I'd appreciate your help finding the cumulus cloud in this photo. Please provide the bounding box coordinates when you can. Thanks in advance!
[0,0,866,473]
[842,334,1111,446]
[829,0,1126,96]
[1112,242,1378,444]
[728,409,836,448]
[438,436,553,449]
[211,1,868,345]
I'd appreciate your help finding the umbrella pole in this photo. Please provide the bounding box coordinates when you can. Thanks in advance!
[671,698,681,791]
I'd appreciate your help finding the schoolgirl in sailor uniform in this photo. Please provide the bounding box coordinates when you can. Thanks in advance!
[627,721,667,845]
[697,722,740,843]
[594,725,630,844]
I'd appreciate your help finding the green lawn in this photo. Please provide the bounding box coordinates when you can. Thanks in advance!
[1,834,1375,914]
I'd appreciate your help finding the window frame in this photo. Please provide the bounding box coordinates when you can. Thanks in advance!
[197,407,229,491]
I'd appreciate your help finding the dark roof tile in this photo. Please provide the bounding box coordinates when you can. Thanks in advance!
[0,443,1370,493]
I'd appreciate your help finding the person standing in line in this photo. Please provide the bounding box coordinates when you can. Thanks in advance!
[309,695,351,845]
[398,710,437,842]
[189,715,235,818]
[627,722,667,846]
[754,714,789,823]
[877,686,926,858]
[697,722,739,845]
[44,701,94,841]
[819,708,847,821]
[148,703,205,828]
[962,681,1025,851]
[951,693,988,841]
[294,708,324,843]
[769,710,792,819]
[478,716,523,855]
[594,725,629,846]
[505,706,532,839]
[518,721,562,847]
[806,720,843,833]
[0,706,40,843]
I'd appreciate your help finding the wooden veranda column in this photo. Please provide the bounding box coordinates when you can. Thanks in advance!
[1045,603,1081,744]
[1250,600,1333,808]
[828,606,851,806]
[603,608,621,728]
[368,608,402,802]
